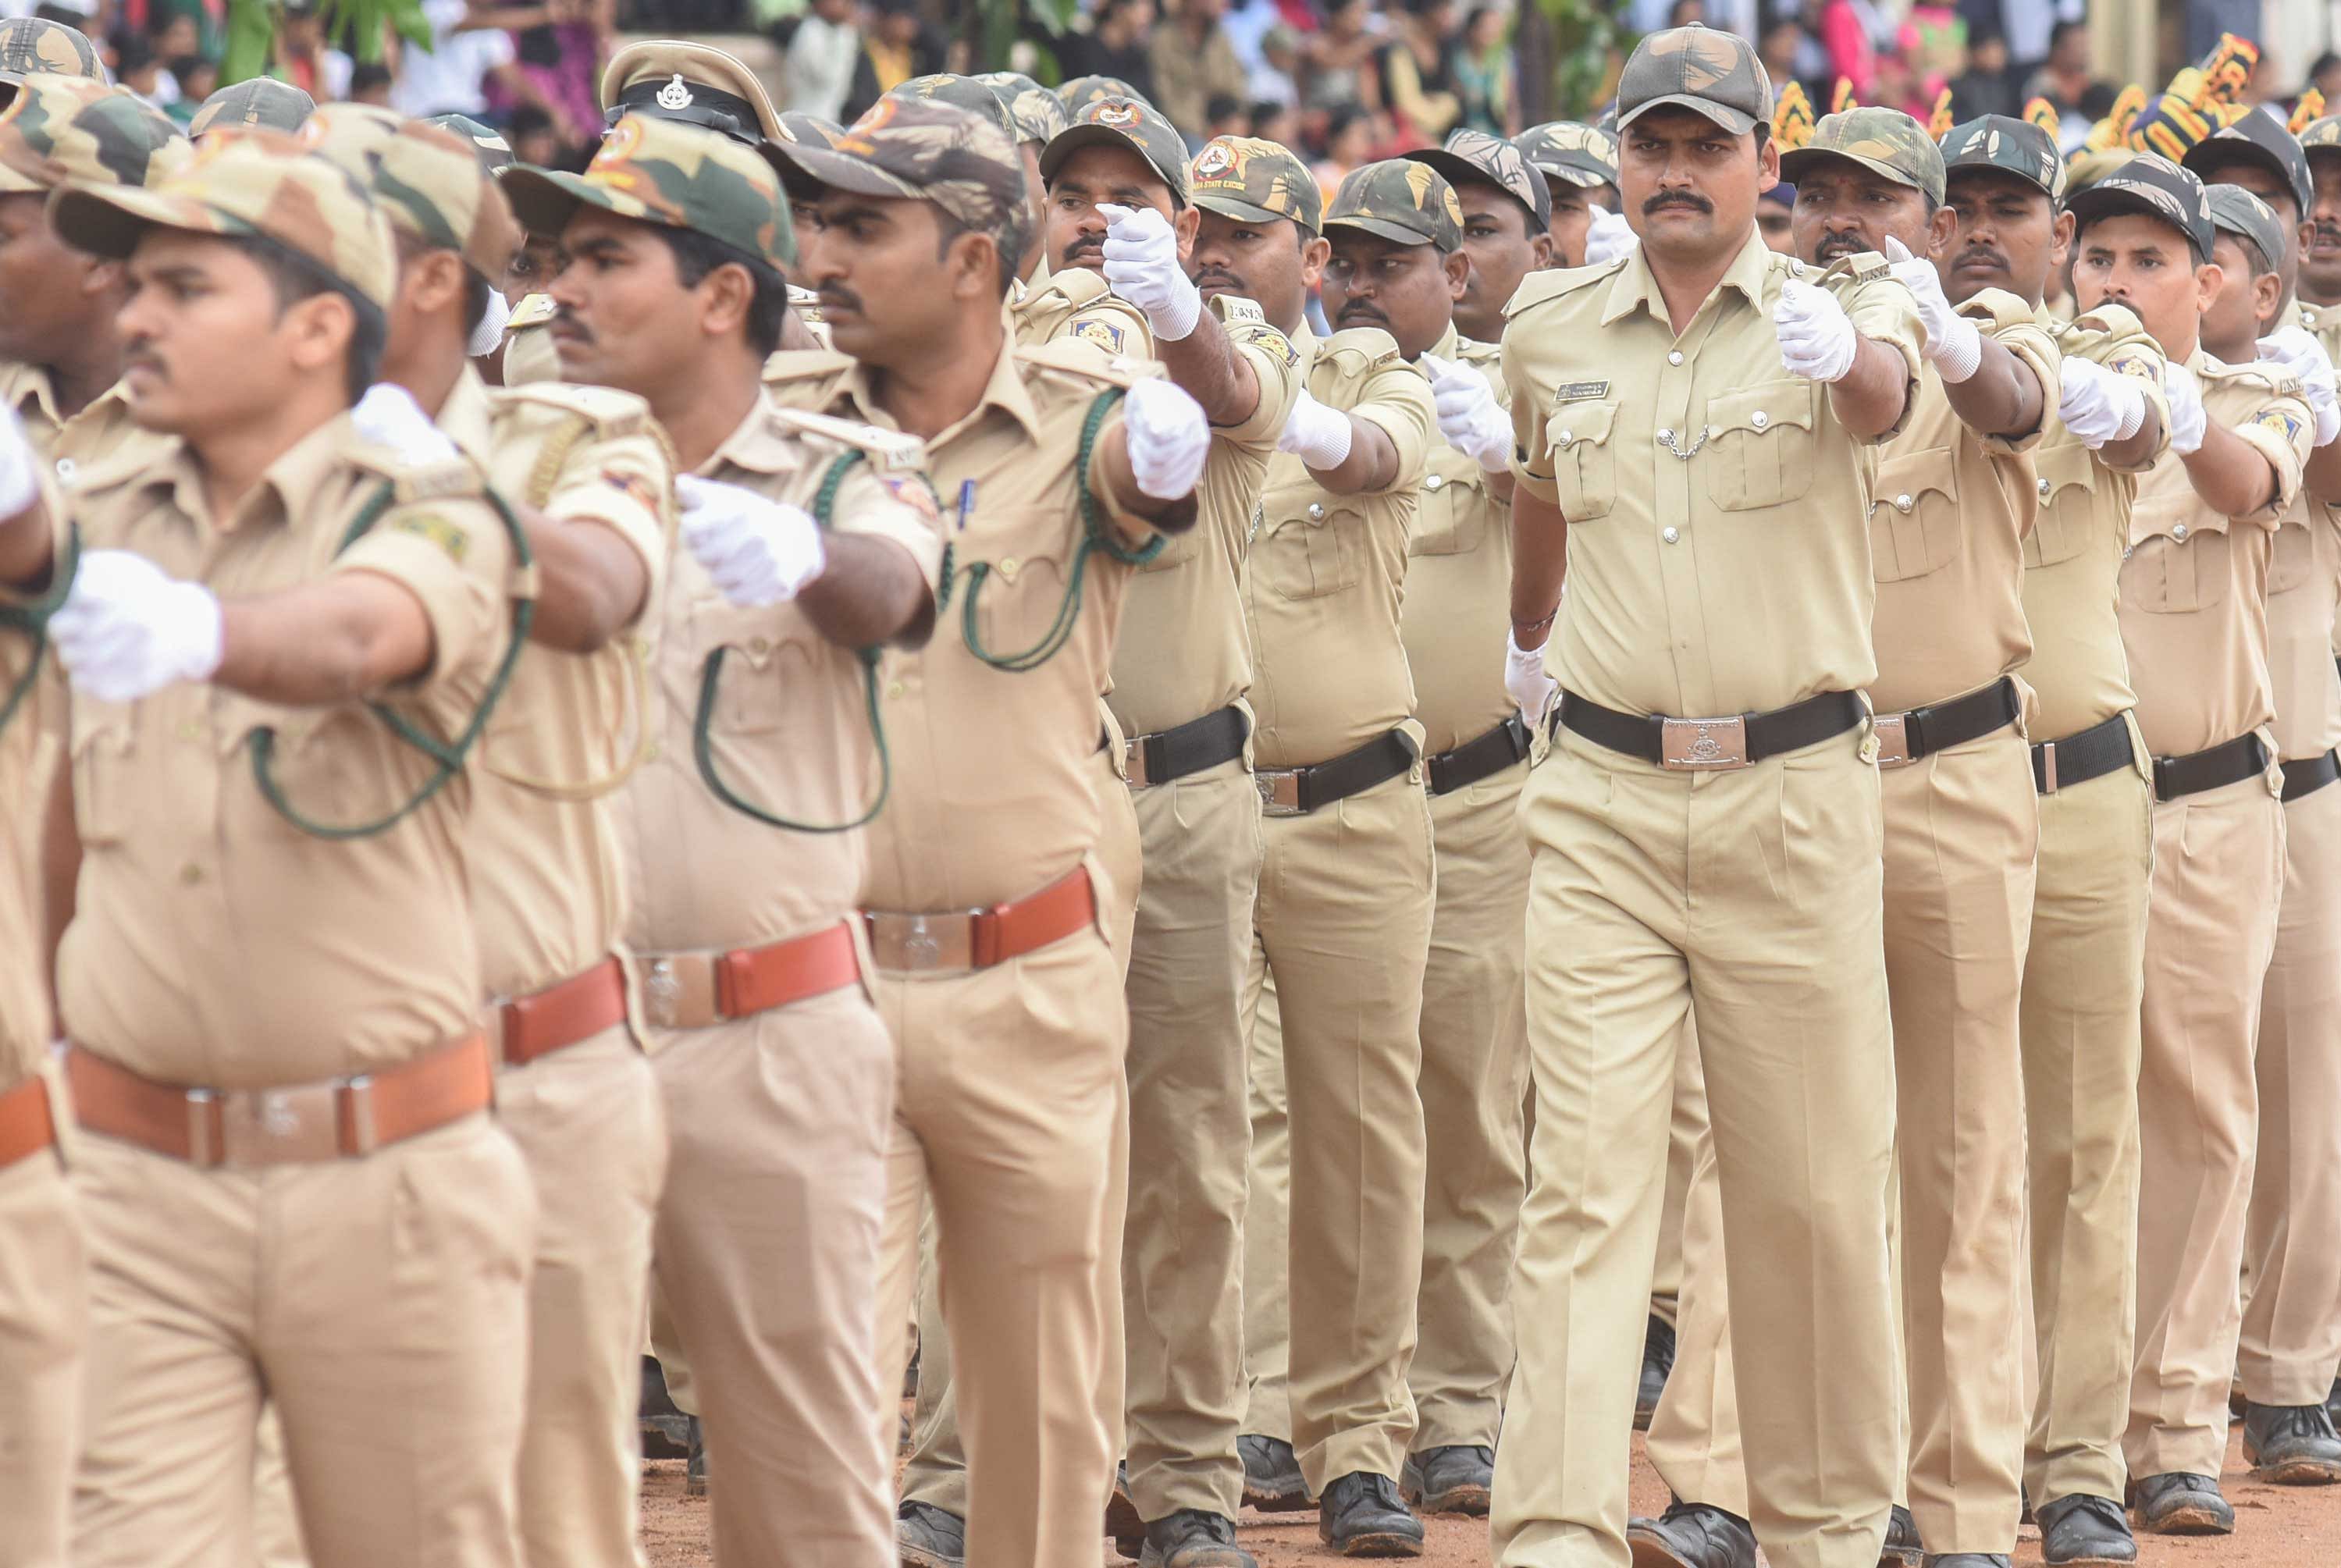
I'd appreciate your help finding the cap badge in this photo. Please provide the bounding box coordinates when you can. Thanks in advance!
[1098,101,1140,127]
[656,73,693,111]
[1194,142,1233,178]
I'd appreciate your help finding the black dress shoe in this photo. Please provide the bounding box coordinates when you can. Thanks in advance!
[639,1355,691,1458]
[1625,1500,1756,1568]
[1138,1510,1257,1568]
[1316,1472,1425,1558]
[1238,1433,1311,1513]
[684,1417,706,1497]
[1921,1556,2009,1566]
[1400,1445,1492,1516]
[2033,1494,2136,1565]
[1878,1504,1923,1566]
[1106,1461,1144,1557]
[2124,1472,2232,1535]
[1636,1315,1677,1431]
[897,1500,966,1568]
[2328,1376,2341,1424]
[2243,1400,2341,1484]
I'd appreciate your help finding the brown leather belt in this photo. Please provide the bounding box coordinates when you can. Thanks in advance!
[66,1034,493,1167]
[864,866,1097,974]
[629,920,863,1031]
[0,1073,56,1168]
[498,956,628,1067]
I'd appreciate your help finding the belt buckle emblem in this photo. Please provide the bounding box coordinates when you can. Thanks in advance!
[1659,715,1749,771]
[1254,769,1304,816]
[898,915,944,971]
[1873,713,1913,770]
[644,958,683,1029]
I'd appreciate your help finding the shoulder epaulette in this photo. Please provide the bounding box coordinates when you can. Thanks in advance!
[764,405,927,471]
[504,293,556,334]
[1455,334,1503,364]
[1018,337,1147,387]
[385,455,489,503]
[2199,354,2295,395]
[1816,249,1894,287]
[1504,261,1614,319]
[1016,265,1113,315]
[489,380,654,438]
[1211,293,1268,324]
[1317,326,1407,372]
[761,347,856,386]
[69,432,181,497]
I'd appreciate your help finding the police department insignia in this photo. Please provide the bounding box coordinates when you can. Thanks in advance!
[883,475,940,524]
[2254,407,2306,445]
[1194,143,1233,179]
[656,73,693,111]
[1070,318,1126,351]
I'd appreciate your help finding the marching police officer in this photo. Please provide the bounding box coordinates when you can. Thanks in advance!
[1514,120,1618,267]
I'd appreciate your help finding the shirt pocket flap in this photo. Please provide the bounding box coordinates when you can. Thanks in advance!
[1547,399,1618,457]
[1868,446,1962,583]
[1703,382,1816,439]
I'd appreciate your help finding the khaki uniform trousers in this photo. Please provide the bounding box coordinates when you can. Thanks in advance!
[1491,731,1898,1568]
[72,1115,535,1568]
[2240,776,2341,1405]
[2126,773,2286,1479]
[1648,1043,1706,1334]
[1241,768,1434,1490]
[0,1134,84,1568]
[1240,959,1292,1445]
[1412,762,1530,1452]
[653,980,894,1565]
[2020,745,2153,1506]
[1880,726,2038,1551]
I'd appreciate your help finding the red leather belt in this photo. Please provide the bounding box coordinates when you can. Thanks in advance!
[498,956,628,1067]
[863,866,1098,973]
[629,920,863,1031]
[0,1073,56,1168]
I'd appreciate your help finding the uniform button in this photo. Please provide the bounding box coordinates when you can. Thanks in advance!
[1425,475,1444,492]
[2122,545,2134,560]
[1895,493,1914,512]
[1662,526,1680,543]
[1557,430,1572,446]
[1306,503,1325,520]
[179,862,203,886]
[645,742,660,761]
[749,636,769,656]
[1752,411,1768,430]
[887,681,906,700]
[1659,428,1673,443]
[2038,478,2051,496]
[2171,523,2190,541]
[1667,350,1684,366]
[54,457,73,481]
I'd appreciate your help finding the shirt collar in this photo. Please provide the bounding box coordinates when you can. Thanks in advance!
[155,412,356,535]
[1600,224,1777,327]
[702,391,807,482]
[836,326,1042,446]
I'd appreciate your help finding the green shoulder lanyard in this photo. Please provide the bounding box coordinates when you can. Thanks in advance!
[936,387,1163,674]
[0,521,76,739]
[248,482,536,841]
[691,448,894,834]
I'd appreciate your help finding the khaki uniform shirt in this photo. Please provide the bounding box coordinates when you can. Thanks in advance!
[2118,349,2312,760]
[501,293,561,388]
[1110,293,1300,738]
[0,500,64,1092]
[619,394,941,953]
[2019,306,2168,741]
[0,362,165,487]
[765,333,1167,911]
[439,367,675,998]
[1401,325,1514,756]
[1246,327,1435,770]
[2265,490,2341,761]
[56,417,520,1089]
[1012,266,1154,362]
[1870,288,2058,713]
[1504,229,1924,718]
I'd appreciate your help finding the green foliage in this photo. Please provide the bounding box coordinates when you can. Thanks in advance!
[220,0,433,85]
[1537,0,1635,120]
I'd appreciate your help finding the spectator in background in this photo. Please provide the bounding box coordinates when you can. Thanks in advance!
[1453,2,1508,134]
[1251,94,1298,145]
[840,0,943,119]
[112,32,176,108]
[1757,180,1795,251]
[1313,99,1373,200]
[467,0,611,160]
[165,54,215,122]
[1304,0,1386,116]
[2307,51,2341,105]
[1149,0,1247,148]
[1205,90,1247,139]
[1382,0,1462,145]
[1250,23,1300,108]
[274,0,352,101]
[781,0,858,123]
[506,100,560,165]
[348,59,392,104]
[1816,0,1877,98]
[1759,12,1827,99]
[391,0,518,119]
[2022,19,2096,128]
[1055,0,1158,105]
[1949,25,2019,119]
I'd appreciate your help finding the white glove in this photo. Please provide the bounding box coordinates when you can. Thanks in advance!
[2055,357,2147,450]
[2163,361,2207,457]
[1277,387,1354,470]
[1419,351,1511,472]
[466,286,514,360]
[1774,277,1860,383]
[0,404,37,518]
[676,475,825,607]
[1582,204,1638,267]
[1096,202,1202,342]
[1882,236,1982,382]
[2258,325,2341,447]
[350,382,459,464]
[1121,376,1210,500]
[1505,629,1558,729]
[48,549,223,702]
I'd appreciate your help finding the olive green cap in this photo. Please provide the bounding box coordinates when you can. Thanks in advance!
[1614,24,1772,137]
[1041,94,1190,205]
[1939,114,2065,203]
[1058,75,1146,113]
[502,111,795,269]
[2207,181,2288,268]
[973,70,1066,145]
[2065,151,2215,263]
[891,73,1018,142]
[766,95,1026,259]
[307,102,524,282]
[1780,106,1947,207]
[1405,128,1550,228]
[1190,133,1320,232]
[776,110,840,148]
[188,76,315,139]
[423,112,514,176]
[1323,157,1464,250]
[0,17,105,94]
[1515,120,1617,188]
[0,73,183,196]
[2300,113,2341,162]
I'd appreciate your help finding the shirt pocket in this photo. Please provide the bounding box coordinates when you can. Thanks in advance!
[689,593,820,738]
[2122,501,2230,615]
[69,702,136,845]
[2269,514,2318,596]
[1548,400,1618,521]
[1258,485,1364,600]
[1136,521,1201,574]
[1866,446,1962,583]
[1408,467,1491,557]
[2023,443,2099,570]
[965,510,1076,651]
[1700,380,1817,513]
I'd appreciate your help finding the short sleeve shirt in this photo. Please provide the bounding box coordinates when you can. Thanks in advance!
[0,498,66,1092]
[1011,265,1155,363]
[1503,227,1924,719]
[1401,325,1514,756]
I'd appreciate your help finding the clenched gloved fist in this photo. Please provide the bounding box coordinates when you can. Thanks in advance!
[351,382,460,465]
[2162,361,2207,457]
[1881,236,1982,382]
[48,549,223,702]
[1505,628,1558,729]
[1122,376,1210,499]
[1278,388,1354,471]
[0,404,37,518]
[1097,202,1202,342]
[2257,325,2341,447]
[1582,204,1638,267]
[2055,358,2147,450]
[677,475,825,607]
[1418,351,1511,472]
[1774,278,1859,383]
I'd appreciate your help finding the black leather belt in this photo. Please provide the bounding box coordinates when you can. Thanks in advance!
[2282,747,2340,802]
[1553,688,1865,771]
[1255,727,1418,816]
[2032,711,2136,795]
[1428,714,1531,795]
[2153,731,2271,801]
[1873,675,2023,769]
[1123,703,1248,787]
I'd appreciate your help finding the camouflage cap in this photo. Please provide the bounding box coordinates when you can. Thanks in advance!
[0,73,183,196]
[601,39,784,148]
[1041,95,1190,205]
[188,76,315,138]
[2300,113,2341,163]
[1515,120,1617,188]
[2206,181,2289,268]
[1939,114,2065,203]
[49,130,396,312]
[1190,134,1321,232]
[1058,75,1147,114]
[2065,151,2215,263]
[502,111,794,268]
[1324,158,1464,250]
[2182,105,2313,215]
[767,96,1026,253]
[891,73,1018,142]
[1780,106,1946,206]
[0,17,105,94]
[973,69,1066,146]
[306,102,523,282]
[776,110,840,148]
[2065,147,2136,194]
[1404,128,1550,229]
[1615,24,1773,137]
[422,112,513,176]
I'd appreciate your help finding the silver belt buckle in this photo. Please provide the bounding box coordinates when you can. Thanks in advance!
[1122,736,1150,788]
[866,911,977,973]
[1254,768,1304,816]
[1659,716,1750,771]
[1873,713,1914,770]
[635,953,720,1030]
[2037,740,2058,794]
[217,1081,343,1165]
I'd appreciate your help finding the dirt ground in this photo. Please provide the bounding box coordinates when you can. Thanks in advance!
[642,1428,2341,1566]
